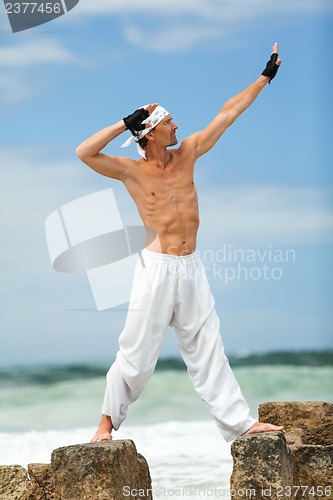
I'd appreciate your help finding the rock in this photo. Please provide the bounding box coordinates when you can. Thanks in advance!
[293,445,333,492]
[28,463,54,500]
[259,401,333,445]
[1,440,151,500]
[231,402,333,500]
[230,432,293,499]
[137,454,152,495]
[0,464,45,500]
[51,440,152,500]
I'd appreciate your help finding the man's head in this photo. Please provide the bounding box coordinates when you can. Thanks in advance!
[142,114,178,153]
[121,104,178,158]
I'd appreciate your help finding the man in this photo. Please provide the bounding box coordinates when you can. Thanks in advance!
[76,43,284,442]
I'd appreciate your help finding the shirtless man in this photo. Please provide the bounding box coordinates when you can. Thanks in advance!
[76,43,284,442]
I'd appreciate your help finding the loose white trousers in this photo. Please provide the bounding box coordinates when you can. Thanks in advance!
[102,249,256,442]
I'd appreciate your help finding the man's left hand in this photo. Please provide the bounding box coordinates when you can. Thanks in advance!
[261,42,282,82]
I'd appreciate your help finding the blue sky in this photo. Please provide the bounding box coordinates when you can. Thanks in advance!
[0,0,332,367]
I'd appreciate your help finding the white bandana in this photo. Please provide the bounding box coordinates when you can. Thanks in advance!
[121,105,170,158]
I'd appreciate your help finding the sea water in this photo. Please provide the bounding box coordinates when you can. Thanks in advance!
[0,352,332,499]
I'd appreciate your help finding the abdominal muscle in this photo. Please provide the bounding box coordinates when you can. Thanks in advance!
[145,205,199,256]
[124,164,200,256]
[142,190,199,256]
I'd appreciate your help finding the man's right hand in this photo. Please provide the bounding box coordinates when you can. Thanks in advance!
[123,108,149,133]
[123,104,158,134]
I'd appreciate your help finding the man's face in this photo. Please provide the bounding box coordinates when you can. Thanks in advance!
[152,114,178,147]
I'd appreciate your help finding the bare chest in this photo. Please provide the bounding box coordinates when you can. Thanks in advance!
[126,161,197,211]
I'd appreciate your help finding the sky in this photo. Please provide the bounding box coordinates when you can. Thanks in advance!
[0,0,332,367]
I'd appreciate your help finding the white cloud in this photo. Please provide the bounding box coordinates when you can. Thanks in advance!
[124,22,224,53]
[0,71,31,104]
[77,0,330,17]
[1,0,330,106]
[198,184,333,247]
[0,39,80,68]
[75,0,333,52]
[0,38,87,106]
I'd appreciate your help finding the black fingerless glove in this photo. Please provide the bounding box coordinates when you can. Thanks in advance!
[261,53,279,83]
[123,108,149,134]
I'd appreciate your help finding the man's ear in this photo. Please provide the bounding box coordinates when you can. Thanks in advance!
[146,131,154,142]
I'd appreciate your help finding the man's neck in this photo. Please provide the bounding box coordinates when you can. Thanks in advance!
[145,146,172,169]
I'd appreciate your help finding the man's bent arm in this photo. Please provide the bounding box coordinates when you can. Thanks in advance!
[76,120,129,180]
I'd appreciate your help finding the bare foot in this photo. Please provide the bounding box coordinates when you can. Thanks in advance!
[242,421,285,437]
[90,414,113,443]
[91,430,113,442]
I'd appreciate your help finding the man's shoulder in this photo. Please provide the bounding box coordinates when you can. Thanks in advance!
[176,136,197,158]
[179,135,197,150]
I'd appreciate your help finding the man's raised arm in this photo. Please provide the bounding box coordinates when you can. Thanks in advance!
[189,43,281,159]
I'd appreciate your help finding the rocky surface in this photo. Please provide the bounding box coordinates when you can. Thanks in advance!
[231,401,333,500]
[0,440,152,500]
[2,403,332,499]
[0,464,45,499]
[259,401,333,446]
[28,464,54,500]
[51,440,151,500]
[230,432,293,496]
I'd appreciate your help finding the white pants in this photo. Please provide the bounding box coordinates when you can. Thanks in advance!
[102,249,256,442]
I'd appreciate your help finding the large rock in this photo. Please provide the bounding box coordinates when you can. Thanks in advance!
[230,432,293,499]
[231,402,333,500]
[259,401,333,445]
[0,440,151,500]
[0,464,45,500]
[51,440,152,500]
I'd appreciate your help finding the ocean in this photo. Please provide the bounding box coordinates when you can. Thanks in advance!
[0,351,332,499]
